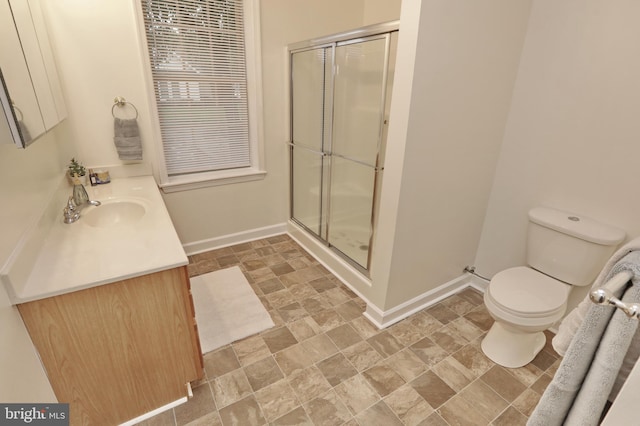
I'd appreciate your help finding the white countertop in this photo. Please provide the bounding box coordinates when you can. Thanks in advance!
[2,176,188,303]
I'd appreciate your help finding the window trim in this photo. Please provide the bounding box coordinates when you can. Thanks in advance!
[134,0,265,192]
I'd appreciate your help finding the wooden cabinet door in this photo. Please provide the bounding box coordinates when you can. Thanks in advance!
[18,267,203,425]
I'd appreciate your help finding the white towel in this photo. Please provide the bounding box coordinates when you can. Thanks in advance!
[113,118,142,161]
[528,251,640,426]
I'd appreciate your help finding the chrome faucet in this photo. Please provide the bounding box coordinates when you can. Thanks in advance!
[63,183,101,224]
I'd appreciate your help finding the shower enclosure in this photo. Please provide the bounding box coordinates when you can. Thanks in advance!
[289,22,398,273]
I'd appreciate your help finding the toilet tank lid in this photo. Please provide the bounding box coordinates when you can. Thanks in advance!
[528,207,625,246]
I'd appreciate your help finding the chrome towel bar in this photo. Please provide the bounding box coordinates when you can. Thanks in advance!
[590,270,638,319]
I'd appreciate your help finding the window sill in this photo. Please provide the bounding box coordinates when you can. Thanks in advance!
[159,168,267,193]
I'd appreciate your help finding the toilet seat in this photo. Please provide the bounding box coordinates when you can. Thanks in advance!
[486,266,569,319]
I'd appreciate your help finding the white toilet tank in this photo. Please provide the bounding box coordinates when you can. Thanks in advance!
[526,207,625,287]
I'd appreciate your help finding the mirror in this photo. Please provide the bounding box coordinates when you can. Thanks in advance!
[0,0,67,148]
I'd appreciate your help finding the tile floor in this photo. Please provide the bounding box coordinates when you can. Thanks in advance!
[140,235,559,426]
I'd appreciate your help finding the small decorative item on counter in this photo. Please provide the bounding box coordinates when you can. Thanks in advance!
[89,169,98,186]
[94,170,111,185]
[67,158,87,185]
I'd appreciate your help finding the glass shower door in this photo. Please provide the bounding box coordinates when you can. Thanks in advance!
[290,47,331,237]
[328,36,388,269]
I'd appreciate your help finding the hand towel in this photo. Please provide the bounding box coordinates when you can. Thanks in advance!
[113,117,142,161]
[528,251,640,426]
[553,235,640,355]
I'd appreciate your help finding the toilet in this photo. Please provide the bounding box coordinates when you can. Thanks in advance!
[481,207,625,368]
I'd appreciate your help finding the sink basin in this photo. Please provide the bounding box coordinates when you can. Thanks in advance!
[82,200,146,228]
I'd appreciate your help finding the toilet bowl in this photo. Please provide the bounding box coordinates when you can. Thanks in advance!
[481,266,570,368]
[480,207,625,369]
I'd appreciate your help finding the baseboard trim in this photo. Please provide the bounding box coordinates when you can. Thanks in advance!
[183,223,288,255]
[364,273,485,329]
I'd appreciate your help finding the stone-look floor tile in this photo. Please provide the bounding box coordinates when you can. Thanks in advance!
[271,262,296,276]
[257,277,285,294]
[419,412,449,426]
[326,323,363,350]
[350,316,381,339]
[262,326,298,354]
[183,411,222,426]
[431,325,470,353]
[464,306,494,331]
[342,341,384,372]
[232,335,271,367]
[334,374,380,415]
[387,319,425,347]
[288,317,321,342]
[231,242,254,253]
[451,344,495,376]
[512,388,541,417]
[261,253,286,267]
[281,267,325,286]
[410,337,449,368]
[457,288,484,306]
[244,259,267,271]
[304,390,352,426]
[268,309,285,327]
[431,356,476,392]
[531,349,557,372]
[308,276,337,293]
[287,283,318,301]
[355,401,403,426]
[311,309,345,332]
[300,296,332,315]
[322,287,352,306]
[254,379,301,422]
[506,362,544,387]
[138,409,175,426]
[426,304,459,324]
[316,353,358,386]
[210,369,252,409]
[362,363,406,397]
[493,406,528,426]
[254,245,275,256]
[547,357,561,377]
[203,346,240,379]
[408,311,444,336]
[275,344,314,377]
[218,395,267,426]
[265,289,297,309]
[441,295,476,316]
[266,234,290,244]
[288,256,314,270]
[481,365,527,403]
[437,395,489,426]
[248,267,277,283]
[243,356,284,392]
[174,383,217,426]
[410,370,456,409]
[385,384,434,425]
[531,373,553,394]
[277,302,309,323]
[287,366,332,404]
[334,300,363,322]
[301,333,339,363]
[271,407,313,426]
[459,380,509,422]
[217,254,240,268]
[448,317,484,342]
[367,331,404,358]
[386,349,427,382]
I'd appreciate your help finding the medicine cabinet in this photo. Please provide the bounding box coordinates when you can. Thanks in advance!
[0,0,67,148]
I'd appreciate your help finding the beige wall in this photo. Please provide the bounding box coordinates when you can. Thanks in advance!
[371,0,532,310]
[43,0,377,248]
[0,124,70,402]
[474,0,640,312]
[363,0,401,25]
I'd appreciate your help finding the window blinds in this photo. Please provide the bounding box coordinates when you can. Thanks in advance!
[141,0,251,176]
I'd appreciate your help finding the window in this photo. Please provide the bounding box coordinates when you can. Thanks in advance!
[139,0,264,191]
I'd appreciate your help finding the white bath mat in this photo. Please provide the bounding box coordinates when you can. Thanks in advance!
[190,266,274,354]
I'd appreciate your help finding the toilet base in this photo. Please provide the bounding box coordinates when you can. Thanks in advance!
[481,321,546,368]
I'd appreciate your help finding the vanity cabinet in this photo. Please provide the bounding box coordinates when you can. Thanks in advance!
[18,266,203,425]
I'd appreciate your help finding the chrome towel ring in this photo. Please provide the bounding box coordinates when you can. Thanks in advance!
[112,96,139,119]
